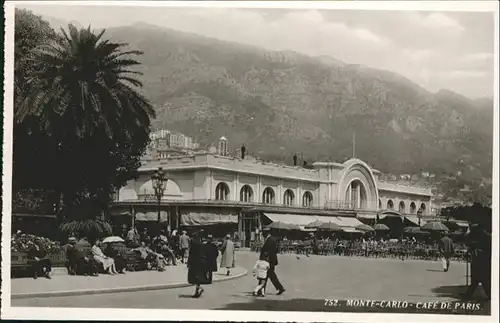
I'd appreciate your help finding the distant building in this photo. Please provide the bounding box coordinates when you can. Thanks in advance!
[218,136,229,156]
[148,129,200,152]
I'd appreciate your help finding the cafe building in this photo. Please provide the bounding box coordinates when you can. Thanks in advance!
[109,138,433,246]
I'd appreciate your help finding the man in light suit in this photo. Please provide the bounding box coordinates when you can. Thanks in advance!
[260,227,285,295]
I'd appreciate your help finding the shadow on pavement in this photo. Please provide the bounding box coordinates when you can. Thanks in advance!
[214,297,490,315]
[431,284,489,302]
[432,284,467,299]
[178,294,195,299]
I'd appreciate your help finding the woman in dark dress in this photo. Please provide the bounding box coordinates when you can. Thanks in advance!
[205,234,219,273]
[187,230,212,298]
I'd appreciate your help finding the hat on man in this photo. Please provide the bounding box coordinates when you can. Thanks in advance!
[68,237,77,244]
[262,226,271,232]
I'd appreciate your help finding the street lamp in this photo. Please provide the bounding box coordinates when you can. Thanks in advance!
[417,208,423,227]
[152,167,167,224]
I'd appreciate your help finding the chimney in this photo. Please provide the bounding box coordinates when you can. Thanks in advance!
[241,145,246,159]
[293,154,298,166]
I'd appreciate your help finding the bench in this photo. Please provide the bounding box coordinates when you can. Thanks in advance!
[11,251,30,275]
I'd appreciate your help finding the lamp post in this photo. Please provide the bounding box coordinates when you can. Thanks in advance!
[417,208,423,227]
[152,167,167,224]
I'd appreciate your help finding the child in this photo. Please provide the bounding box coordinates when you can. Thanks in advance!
[252,252,270,297]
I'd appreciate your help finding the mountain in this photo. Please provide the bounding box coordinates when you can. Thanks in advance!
[45,20,495,177]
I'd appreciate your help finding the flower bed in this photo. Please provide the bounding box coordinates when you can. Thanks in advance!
[11,233,61,254]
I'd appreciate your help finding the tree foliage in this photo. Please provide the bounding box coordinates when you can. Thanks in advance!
[439,203,492,229]
[13,10,155,221]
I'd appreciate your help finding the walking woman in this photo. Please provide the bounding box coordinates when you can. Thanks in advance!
[220,234,235,276]
[187,230,212,298]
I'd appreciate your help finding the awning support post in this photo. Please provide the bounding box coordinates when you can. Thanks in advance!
[131,205,136,230]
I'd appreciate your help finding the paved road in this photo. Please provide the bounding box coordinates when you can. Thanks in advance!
[12,251,489,313]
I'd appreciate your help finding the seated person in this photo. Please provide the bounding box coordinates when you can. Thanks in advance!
[134,241,166,271]
[66,237,98,276]
[153,232,177,266]
[91,239,118,275]
[104,243,127,274]
[27,239,52,279]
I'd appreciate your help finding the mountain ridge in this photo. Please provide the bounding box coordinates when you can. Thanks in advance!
[42,17,494,178]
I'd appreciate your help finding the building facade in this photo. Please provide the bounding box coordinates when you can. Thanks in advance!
[110,150,433,245]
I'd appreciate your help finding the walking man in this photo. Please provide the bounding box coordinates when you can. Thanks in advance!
[179,230,191,264]
[260,227,285,295]
[439,232,454,272]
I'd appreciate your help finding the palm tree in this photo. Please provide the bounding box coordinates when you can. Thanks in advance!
[16,24,155,139]
[16,24,156,238]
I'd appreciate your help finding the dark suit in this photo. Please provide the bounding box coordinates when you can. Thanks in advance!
[66,244,98,275]
[260,235,284,292]
[439,236,454,271]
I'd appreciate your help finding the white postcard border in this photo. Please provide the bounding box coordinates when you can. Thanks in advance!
[2,1,499,322]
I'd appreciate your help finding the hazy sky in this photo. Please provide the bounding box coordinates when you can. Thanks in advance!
[18,3,496,99]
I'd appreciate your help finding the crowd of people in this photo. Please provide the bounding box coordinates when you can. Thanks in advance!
[251,233,470,262]
[12,218,491,301]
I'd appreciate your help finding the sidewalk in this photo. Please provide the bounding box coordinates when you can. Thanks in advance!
[11,265,247,299]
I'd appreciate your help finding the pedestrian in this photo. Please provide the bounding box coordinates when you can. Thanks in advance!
[187,230,212,298]
[205,234,219,274]
[252,252,270,297]
[260,227,285,295]
[439,232,454,272]
[179,230,191,264]
[220,234,235,275]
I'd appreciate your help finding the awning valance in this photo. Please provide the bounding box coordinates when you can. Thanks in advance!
[342,227,364,233]
[357,213,377,219]
[334,217,364,228]
[262,213,363,229]
[135,211,168,222]
[181,212,238,226]
[455,221,469,228]
[404,215,427,226]
[263,213,322,227]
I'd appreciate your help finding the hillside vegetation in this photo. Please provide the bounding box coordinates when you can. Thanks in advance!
[98,23,493,179]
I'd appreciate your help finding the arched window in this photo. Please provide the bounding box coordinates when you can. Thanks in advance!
[283,189,295,206]
[262,187,275,204]
[303,191,313,207]
[240,185,253,203]
[399,201,406,214]
[387,199,394,210]
[215,182,230,201]
[420,203,426,214]
[410,202,416,214]
[378,199,382,210]
[345,180,367,209]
